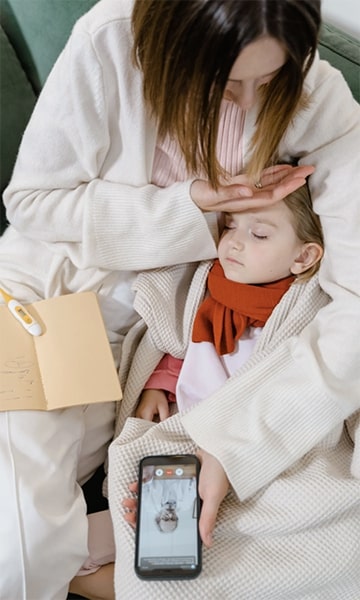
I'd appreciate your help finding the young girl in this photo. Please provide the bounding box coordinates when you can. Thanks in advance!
[136,184,323,421]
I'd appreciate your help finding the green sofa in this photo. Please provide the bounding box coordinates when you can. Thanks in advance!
[0,0,97,233]
[0,0,359,235]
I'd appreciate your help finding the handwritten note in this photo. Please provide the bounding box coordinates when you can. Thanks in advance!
[0,355,40,405]
[0,292,122,411]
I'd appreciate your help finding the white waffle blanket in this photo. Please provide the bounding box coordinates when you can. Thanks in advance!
[108,264,360,599]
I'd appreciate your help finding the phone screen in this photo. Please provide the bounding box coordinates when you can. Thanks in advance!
[135,454,202,580]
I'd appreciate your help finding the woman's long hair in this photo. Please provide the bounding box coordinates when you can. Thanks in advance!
[132,0,321,186]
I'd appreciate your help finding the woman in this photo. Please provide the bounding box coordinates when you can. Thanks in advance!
[0,0,359,598]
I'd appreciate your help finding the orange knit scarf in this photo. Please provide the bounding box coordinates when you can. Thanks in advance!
[192,259,294,355]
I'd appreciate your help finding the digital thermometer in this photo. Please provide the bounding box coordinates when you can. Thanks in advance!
[0,288,42,336]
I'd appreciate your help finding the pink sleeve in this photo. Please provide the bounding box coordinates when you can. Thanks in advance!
[143,354,183,402]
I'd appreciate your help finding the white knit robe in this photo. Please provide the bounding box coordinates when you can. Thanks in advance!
[109,263,360,599]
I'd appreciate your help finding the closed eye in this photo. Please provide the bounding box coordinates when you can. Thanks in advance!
[252,232,268,240]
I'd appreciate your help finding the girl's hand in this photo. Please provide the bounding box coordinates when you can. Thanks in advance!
[197,449,229,548]
[135,389,170,422]
[191,164,315,213]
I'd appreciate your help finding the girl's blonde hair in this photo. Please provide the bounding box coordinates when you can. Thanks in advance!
[132,0,321,187]
[284,183,323,281]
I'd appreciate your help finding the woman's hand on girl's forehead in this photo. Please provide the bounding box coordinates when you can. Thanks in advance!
[190,164,314,214]
[250,164,315,198]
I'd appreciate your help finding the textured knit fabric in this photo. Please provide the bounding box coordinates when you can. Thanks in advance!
[192,259,294,354]
[109,265,360,599]
[0,0,359,596]
[2,0,359,429]
[2,0,360,425]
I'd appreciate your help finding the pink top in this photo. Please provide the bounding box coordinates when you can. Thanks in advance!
[151,99,246,186]
[143,328,262,411]
[143,354,183,403]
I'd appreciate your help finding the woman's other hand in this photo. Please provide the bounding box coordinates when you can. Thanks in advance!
[123,450,229,548]
[191,164,315,213]
[197,449,229,548]
[122,481,138,528]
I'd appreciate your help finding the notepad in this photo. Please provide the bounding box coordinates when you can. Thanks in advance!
[0,292,122,410]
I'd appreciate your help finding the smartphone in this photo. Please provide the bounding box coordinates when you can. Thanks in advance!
[134,454,202,580]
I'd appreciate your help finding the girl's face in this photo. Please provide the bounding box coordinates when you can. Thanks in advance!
[218,202,305,284]
[223,36,287,110]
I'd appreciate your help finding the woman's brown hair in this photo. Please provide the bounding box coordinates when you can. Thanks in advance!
[132,0,321,187]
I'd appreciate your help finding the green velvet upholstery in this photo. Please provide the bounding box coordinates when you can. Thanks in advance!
[319,23,360,101]
[0,0,97,231]
[0,0,97,93]
[0,23,36,211]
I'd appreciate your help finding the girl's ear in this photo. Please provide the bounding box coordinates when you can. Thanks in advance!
[290,242,323,275]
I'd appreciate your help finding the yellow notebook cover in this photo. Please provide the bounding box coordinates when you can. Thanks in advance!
[0,292,122,410]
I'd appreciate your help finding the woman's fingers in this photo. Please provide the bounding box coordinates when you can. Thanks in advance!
[191,164,315,213]
[128,481,138,493]
[198,179,303,212]
[122,481,138,526]
[258,164,314,187]
[122,490,138,527]
[123,511,136,527]
[268,175,308,201]
[123,497,137,510]
[191,178,253,210]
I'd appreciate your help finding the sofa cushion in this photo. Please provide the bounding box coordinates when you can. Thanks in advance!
[319,23,360,102]
[0,0,97,93]
[0,24,36,231]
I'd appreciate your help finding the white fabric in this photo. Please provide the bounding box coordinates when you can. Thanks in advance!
[110,418,360,600]
[109,267,360,599]
[0,0,216,595]
[0,0,359,596]
[0,402,115,600]
[176,328,262,412]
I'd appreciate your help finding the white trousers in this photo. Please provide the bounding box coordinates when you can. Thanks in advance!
[0,401,115,600]
[0,228,141,599]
